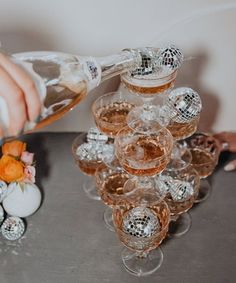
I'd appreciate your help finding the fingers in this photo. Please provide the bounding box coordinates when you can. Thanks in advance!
[224,160,236,172]
[0,52,41,122]
[0,66,27,136]
[213,132,236,152]
[213,132,228,150]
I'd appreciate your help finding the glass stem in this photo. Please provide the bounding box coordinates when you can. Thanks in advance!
[137,176,153,189]
[171,141,182,160]
[136,251,149,258]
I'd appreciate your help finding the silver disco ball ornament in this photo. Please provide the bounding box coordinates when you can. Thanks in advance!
[76,142,102,161]
[0,180,8,202]
[1,217,25,241]
[86,127,108,144]
[168,87,202,123]
[170,180,194,202]
[76,142,111,162]
[123,207,160,238]
[155,174,174,196]
[130,47,160,77]
[157,45,184,71]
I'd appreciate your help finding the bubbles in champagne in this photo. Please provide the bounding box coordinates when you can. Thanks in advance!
[123,207,160,238]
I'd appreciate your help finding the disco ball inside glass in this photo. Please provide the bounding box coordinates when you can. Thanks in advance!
[170,180,194,202]
[122,207,160,238]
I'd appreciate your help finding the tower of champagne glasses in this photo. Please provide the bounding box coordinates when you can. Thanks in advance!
[71,45,220,277]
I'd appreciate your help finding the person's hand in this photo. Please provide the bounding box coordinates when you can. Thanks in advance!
[0,52,41,137]
[213,131,236,171]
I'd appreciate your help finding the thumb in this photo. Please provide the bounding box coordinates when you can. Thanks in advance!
[224,160,236,172]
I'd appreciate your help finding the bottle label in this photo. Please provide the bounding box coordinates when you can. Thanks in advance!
[77,56,101,91]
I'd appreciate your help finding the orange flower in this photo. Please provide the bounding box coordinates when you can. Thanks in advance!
[0,155,25,183]
[2,140,26,157]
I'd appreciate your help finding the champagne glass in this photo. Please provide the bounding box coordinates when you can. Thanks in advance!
[95,165,131,231]
[156,151,200,237]
[121,45,183,125]
[71,128,109,200]
[92,91,142,138]
[92,91,143,168]
[166,87,202,141]
[153,87,202,237]
[115,122,173,177]
[185,132,221,203]
[121,45,183,97]
[113,185,170,276]
[164,87,202,197]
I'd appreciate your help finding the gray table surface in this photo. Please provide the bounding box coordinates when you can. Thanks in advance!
[0,132,235,283]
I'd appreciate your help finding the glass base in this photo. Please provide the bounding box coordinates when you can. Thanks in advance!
[121,247,163,277]
[168,213,191,238]
[194,179,211,203]
[103,207,115,232]
[83,178,101,201]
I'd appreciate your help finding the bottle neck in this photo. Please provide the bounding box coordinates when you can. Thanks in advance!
[96,49,142,82]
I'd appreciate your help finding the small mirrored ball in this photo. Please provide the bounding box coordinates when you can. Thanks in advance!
[1,216,25,241]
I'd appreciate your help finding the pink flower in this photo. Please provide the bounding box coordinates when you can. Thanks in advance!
[21,151,34,165]
[24,165,36,183]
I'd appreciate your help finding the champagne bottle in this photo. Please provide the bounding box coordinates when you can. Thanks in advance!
[0,45,183,137]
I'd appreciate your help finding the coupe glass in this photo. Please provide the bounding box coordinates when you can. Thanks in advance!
[113,185,170,276]
[92,91,143,169]
[92,91,142,138]
[166,87,202,141]
[121,68,177,98]
[164,87,202,206]
[185,132,221,202]
[156,149,200,237]
[115,122,173,177]
[95,165,131,231]
[120,45,183,126]
[121,45,183,98]
[71,128,109,200]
